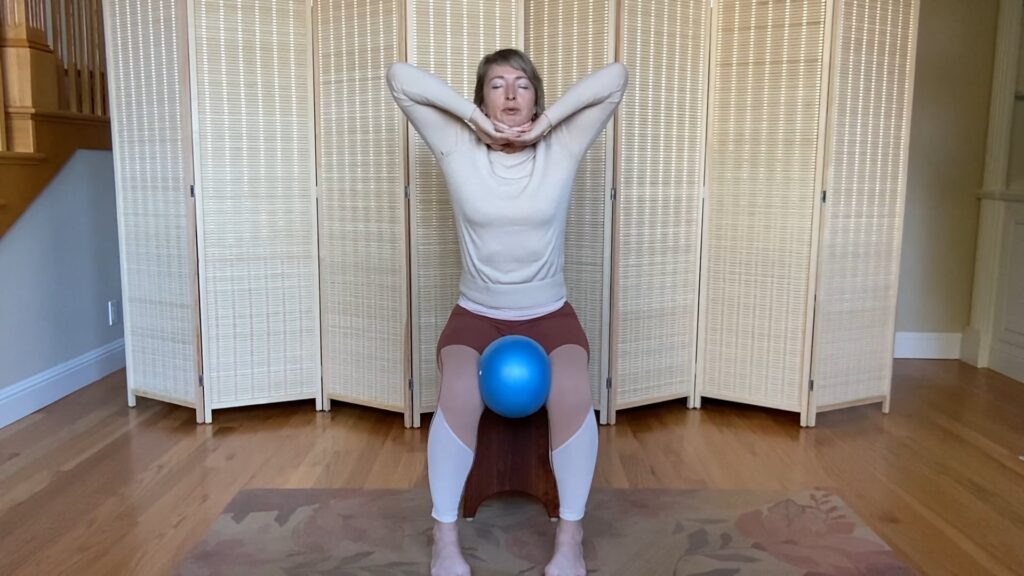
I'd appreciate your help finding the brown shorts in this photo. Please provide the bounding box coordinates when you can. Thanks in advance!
[436,302,590,364]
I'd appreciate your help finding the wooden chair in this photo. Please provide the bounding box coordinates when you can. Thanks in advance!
[461,407,559,520]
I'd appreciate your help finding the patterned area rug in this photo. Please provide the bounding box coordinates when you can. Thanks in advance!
[176,488,914,575]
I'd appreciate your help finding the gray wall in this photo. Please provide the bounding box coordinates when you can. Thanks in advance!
[0,150,123,390]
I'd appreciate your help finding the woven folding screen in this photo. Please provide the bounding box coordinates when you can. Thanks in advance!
[612,0,709,419]
[316,0,407,415]
[102,0,921,428]
[104,0,202,420]
[811,0,918,417]
[407,0,520,424]
[190,0,321,418]
[699,0,828,414]
[526,0,613,412]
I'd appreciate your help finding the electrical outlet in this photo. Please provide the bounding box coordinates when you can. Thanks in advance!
[108,299,122,326]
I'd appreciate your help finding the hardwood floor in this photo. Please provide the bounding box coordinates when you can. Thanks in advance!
[1,360,1022,575]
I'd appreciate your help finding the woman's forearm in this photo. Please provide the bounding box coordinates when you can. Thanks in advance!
[543,62,628,158]
[386,62,478,122]
[542,62,628,128]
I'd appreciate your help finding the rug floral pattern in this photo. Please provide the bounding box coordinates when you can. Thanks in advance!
[176,488,913,575]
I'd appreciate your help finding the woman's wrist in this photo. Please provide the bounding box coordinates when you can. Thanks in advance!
[539,112,553,134]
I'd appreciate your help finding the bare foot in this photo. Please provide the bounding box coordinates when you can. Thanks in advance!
[544,519,586,576]
[431,521,471,576]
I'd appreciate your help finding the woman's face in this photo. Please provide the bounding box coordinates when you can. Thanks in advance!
[482,64,537,128]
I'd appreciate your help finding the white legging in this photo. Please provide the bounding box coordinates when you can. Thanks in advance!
[427,343,598,522]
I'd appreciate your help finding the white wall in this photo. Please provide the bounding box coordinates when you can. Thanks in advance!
[0,150,124,427]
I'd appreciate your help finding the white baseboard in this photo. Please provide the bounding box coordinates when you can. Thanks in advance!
[0,339,125,429]
[894,332,962,359]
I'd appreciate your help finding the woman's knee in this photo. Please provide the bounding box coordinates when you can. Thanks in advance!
[436,345,484,448]
[546,344,594,448]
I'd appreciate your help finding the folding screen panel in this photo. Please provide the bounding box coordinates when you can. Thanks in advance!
[316,0,408,420]
[611,0,710,423]
[189,0,321,421]
[407,0,521,426]
[526,0,614,417]
[810,0,919,424]
[104,0,203,421]
[698,0,829,419]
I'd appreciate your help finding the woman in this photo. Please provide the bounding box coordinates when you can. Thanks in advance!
[386,48,627,576]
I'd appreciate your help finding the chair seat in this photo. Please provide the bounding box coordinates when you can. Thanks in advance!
[462,408,559,520]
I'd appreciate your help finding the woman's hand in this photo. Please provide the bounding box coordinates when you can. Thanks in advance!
[493,119,533,135]
[503,114,551,147]
[469,110,551,151]
[469,108,512,149]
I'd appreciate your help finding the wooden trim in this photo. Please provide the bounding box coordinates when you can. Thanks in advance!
[0,43,6,151]
[803,0,837,429]
[607,0,623,426]
[184,0,211,423]
[694,0,722,411]
[690,0,713,413]
[0,36,51,50]
[78,0,91,114]
[50,0,65,109]
[89,0,100,115]
[6,106,108,122]
[397,0,414,429]
[0,150,44,164]
[404,0,422,429]
[64,0,77,112]
[304,0,324,414]
[599,0,617,426]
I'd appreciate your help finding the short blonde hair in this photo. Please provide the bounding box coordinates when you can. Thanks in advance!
[474,48,545,120]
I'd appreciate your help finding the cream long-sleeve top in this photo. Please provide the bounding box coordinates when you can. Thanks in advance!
[386,60,628,316]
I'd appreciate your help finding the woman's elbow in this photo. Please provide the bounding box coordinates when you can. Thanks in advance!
[385,62,402,88]
[608,61,629,98]
[386,61,414,94]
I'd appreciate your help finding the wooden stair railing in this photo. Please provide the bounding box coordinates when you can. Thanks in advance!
[1,0,110,236]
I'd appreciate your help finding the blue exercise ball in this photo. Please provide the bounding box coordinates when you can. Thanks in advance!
[479,335,551,418]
